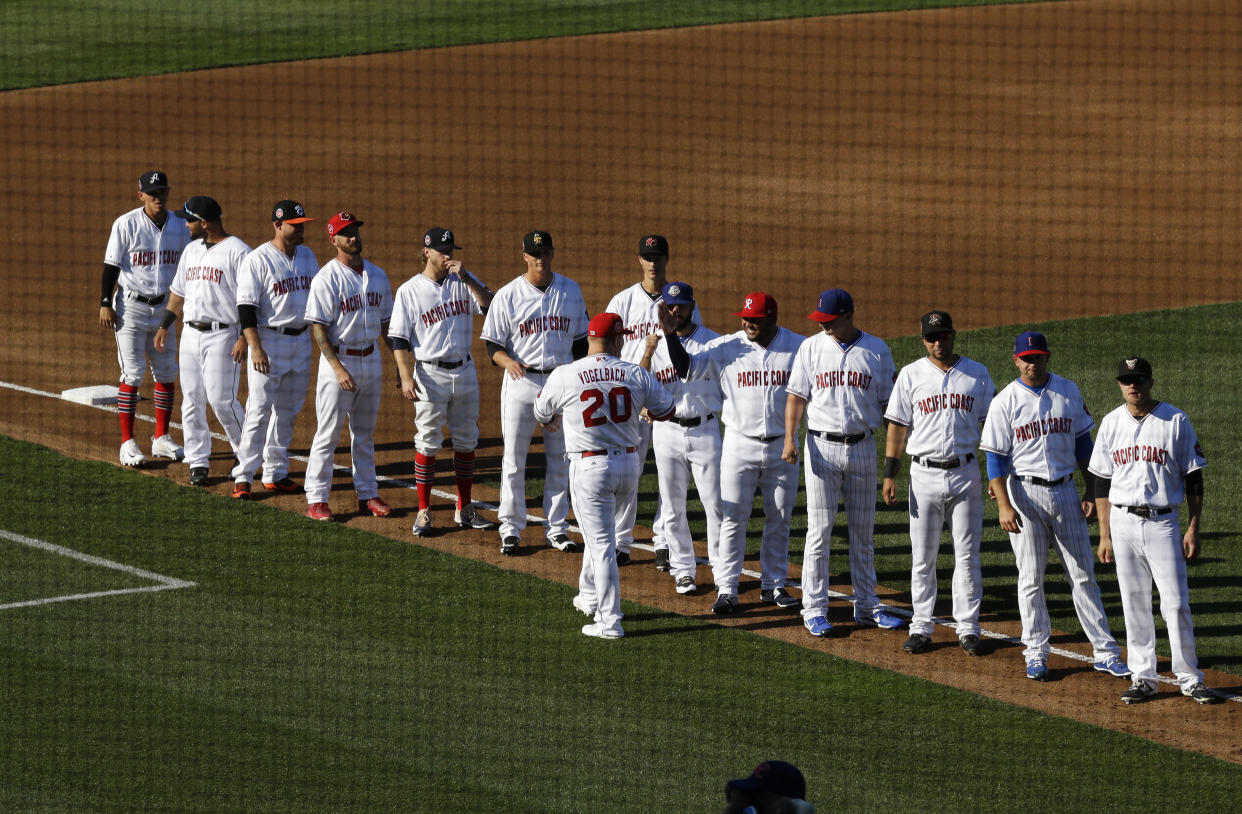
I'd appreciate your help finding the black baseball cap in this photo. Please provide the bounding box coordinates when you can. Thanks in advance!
[425,227,462,252]
[139,170,169,192]
[1117,357,1153,381]
[726,761,806,801]
[523,230,554,254]
[272,200,313,224]
[175,195,222,222]
[921,310,954,336]
[638,234,669,258]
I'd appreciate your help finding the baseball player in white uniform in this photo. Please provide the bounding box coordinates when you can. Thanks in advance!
[154,196,249,487]
[980,331,1127,681]
[662,292,802,614]
[390,227,497,537]
[605,235,700,567]
[881,311,994,655]
[101,170,191,467]
[639,282,722,595]
[229,200,318,499]
[533,312,675,638]
[303,212,394,521]
[1089,357,1220,705]
[783,289,902,637]
[480,230,589,556]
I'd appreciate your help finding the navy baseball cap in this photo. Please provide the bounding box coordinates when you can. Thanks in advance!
[272,200,313,224]
[175,195,222,222]
[808,288,853,322]
[660,281,695,306]
[1117,357,1153,380]
[639,234,669,258]
[726,761,806,800]
[139,170,169,192]
[424,227,462,252]
[523,230,554,254]
[1014,331,1050,357]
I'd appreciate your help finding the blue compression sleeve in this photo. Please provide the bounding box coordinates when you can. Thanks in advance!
[985,451,1010,480]
[1074,432,1094,463]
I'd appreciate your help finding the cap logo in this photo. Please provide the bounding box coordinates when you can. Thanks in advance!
[928,313,942,325]
[442,230,451,242]
[668,284,681,297]
[294,204,304,217]
[745,297,754,310]
[533,233,544,245]
[1125,358,1138,370]
[149,172,160,184]
[645,237,658,248]
[424,234,431,246]
[275,207,285,219]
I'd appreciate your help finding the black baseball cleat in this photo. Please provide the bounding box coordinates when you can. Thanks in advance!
[616,550,631,566]
[902,633,932,654]
[189,467,209,487]
[959,634,985,656]
[500,536,520,556]
[653,548,670,571]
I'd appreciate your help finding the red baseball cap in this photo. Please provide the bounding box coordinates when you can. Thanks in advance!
[588,312,634,338]
[734,292,777,319]
[326,212,363,236]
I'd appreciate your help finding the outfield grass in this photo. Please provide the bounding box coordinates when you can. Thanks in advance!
[2,0,1039,90]
[1,435,1239,812]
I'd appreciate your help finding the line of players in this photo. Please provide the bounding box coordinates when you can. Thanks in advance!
[101,171,1220,704]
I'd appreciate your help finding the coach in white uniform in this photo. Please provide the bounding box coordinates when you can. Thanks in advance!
[664,292,802,614]
[303,212,394,522]
[101,170,191,467]
[640,282,722,595]
[784,289,902,637]
[154,196,249,487]
[980,331,1126,682]
[1089,357,1219,705]
[882,311,993,655]
[481,230,589,556]
[230,200,317,498]
[534,312,675,638]
[390,227,496,537]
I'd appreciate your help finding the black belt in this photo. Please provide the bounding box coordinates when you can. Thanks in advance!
[187,320,232,332]
[913,453,975,470]
[673,413,714,428]
[265,325,308,336]
[426,356,469,370]
[122,288,166,306]
[1119,505,1174,518]
[747,434,783,444]
[1019,474,1069,487]
[809,429,869,445]
[526,367,555,375]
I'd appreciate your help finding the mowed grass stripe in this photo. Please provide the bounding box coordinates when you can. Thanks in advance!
[0,435,1239,812]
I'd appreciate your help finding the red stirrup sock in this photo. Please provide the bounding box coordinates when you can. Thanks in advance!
[117,383,139,442]
[414,452,435,510]
[454,450,476,509]
[153,381,175,438]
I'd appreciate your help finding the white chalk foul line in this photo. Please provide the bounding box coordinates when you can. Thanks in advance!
[0,527,196,611]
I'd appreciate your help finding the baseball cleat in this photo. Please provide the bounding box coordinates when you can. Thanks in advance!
[262,477,301,493]
[803,616,833,638]
[855,609,906,630]
[151,434,184,461]
[455,503,497,530]
[902,633,932,654]
[675,576,697,595]
[547,533,582,552]
[231,481,251,500]
[711,593,740,615]
[959,635,985,657]
[761,588,801,609]
[119,439,147,467]
[571,595,595,617]
[189,467,209,487]
[1182,683,1222,705]
[1092,655,1130,679]
[358,497,392,518]
[500,536,521,556]
[1025,657,1050,681]
[411,508,433,537]
[1121,679,1158,705]
[305,502,334,521]
[616,550,631,566]
[581,622,624,640]
[653,548,671,572]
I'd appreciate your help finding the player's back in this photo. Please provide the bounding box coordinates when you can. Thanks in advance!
[543,354,670,452]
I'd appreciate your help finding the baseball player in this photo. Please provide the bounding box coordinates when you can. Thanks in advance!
[604,235,700,567]
[101,170,191,467]
[480,230,589,556]
[783,289,902,637]
[980,331,1127,681]
[881,311,994,655]
[661,292,803,614]
[1089,357,1220,704]
[229,200,318,499]
[303,212,394,521]
[533,312,675,638]
[153,196,249,487]
[639,281,722,596]
[390,227,497,537]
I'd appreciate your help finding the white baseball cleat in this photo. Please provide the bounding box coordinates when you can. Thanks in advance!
[571,595,595,617]
[151,434,184,461]
[119,439,146,467]
[581,622,624,639]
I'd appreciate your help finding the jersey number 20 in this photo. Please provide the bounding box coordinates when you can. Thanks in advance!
[581,386,632,427]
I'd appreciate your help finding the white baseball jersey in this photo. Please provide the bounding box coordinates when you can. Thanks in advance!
[686,327,804,437]
[171,236,251,323]
[480,273,588,368]
[647,324,723,418]
[389,273,483,362]
[235,241,319,329]
[885,356,994,456]
[606,283,701,364]
[787,330,895,433]
[980,373,1093,479]
[1088,401,1205,507]
[305,258,393,347]
[104,207,191,298]
[534,354,674,451]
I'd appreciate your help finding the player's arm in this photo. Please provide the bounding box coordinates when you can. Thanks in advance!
[99,263,121,329]
[1075,431,1096,519]
[1093,476,1114,563]
[1183,469,1203,559]
[237,304,269,373]
[153,293,184,353]
[782,393,807,464]
[985,451,1022,532]
[881,420,909,505]
[487,340,527,380]
[390,338,418,401]
[639,333,660,371]
[454,263,494,312]
[571,335,589,360]
[311,322,355,392]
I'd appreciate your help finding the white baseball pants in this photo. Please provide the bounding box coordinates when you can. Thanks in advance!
[412,361,480,455]
[113,292,177,385]
[498,373,569,540]
[570,449,640,635]
[616,421,662,554]
[232,331,312,484]
[304,350,383,504]
[652,417,723,583]
[907,460,983,638]
[178,324,244,469]
[716,429,797,596]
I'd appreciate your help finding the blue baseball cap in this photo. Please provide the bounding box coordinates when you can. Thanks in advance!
[660,281,695,306]
[1014,331,1050,357]
[808,288,853,322]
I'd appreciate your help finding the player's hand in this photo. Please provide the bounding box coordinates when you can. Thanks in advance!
[231,336,248,364]
[336,367,357,392]
[502,358,527,380]
[645,333,661,351]
[1080,498,1096,520]
[998,504,1022,533]
[99,306,116,330]
[399,376,418,401]
[444,259,463,280]
[250,347,270,374]
[1183,527,1200,560]
[542,415,562,433]
[1097,537,1114,564]
[881,477,897,505]
[154,326,168,352]
[781,439,799,464]
[657,302,678,334]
